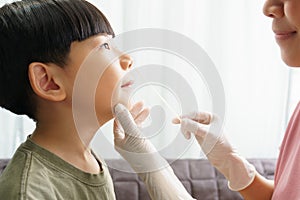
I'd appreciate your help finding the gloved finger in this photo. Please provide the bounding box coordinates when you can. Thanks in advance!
[113,119,125,140]
[130,101,144,119]
[180,111,212,125]
[180,118,208,138]
[135,107,150,126]
[172,117,181,124]
[114,103,140,137]
[182,130,191,140]
[172,117,190,139]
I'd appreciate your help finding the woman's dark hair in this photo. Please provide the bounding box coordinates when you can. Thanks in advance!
[0,0,114,120]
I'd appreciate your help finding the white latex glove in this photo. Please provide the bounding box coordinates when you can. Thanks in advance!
[173,112,256,191]
[114,103,195,200]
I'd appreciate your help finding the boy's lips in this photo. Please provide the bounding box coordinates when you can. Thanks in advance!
[121,80,134,88]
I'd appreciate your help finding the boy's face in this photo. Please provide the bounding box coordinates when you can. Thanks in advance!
[263,0,300,67]
[63,34,133,125]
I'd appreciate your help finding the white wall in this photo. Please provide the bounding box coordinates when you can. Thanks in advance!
[89,0,290,159]
[1,0,297,159]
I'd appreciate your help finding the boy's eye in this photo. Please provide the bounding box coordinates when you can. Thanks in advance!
[99,42,110,50]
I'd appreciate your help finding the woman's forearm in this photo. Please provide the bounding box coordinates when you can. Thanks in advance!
[239,172,274,200]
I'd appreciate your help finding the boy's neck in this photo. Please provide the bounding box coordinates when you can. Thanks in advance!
[31,116,101,174]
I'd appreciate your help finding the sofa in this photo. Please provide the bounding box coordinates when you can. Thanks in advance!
[0,158,276,200]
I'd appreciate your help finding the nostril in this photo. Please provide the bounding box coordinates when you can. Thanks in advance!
[120,58,133,70]
[128,60,133,69]
[120,53,133,70]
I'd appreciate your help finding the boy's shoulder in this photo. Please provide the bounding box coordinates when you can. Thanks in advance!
[0,140,62,199]
[0,138,116,200]
[0,143,32,199]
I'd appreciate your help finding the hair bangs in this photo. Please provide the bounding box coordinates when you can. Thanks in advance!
[8,0,115,65]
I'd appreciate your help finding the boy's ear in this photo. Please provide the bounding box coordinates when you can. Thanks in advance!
[28,62,66,101]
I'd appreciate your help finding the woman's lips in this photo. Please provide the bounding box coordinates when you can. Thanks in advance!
[274,31,297,40]
[121,80,134,88]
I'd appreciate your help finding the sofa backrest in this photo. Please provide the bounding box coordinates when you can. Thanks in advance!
[106,159,276,200]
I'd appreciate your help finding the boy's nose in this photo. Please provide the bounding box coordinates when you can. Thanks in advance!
[263,0,284,18]
[120,53,133,70]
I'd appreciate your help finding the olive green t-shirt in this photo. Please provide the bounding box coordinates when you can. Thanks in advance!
[0,138,116,200]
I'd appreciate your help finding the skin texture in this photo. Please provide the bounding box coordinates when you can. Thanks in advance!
[29,34,134,174]
[263,0,300,67]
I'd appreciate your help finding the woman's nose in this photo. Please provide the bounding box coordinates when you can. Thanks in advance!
[263,0,284,18]
[120,53,133,70]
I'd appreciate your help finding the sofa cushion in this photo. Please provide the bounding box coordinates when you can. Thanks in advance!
[0,159,9,174]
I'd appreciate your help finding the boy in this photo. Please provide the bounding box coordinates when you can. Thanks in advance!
[0,0,194,199]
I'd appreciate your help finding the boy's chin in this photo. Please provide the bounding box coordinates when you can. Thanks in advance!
[112,99,132,110]
[112,86,133,110]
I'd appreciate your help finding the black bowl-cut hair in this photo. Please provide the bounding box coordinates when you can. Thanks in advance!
[0,0,114,120]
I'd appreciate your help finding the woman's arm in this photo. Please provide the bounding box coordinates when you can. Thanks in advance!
[239,173,274,200]
[174,112,274,196]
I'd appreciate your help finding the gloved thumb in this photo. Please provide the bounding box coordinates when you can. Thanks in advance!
[180,118,208,139]
[114,103,140,137]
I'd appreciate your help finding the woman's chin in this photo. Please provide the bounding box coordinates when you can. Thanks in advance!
[282,53,300,67]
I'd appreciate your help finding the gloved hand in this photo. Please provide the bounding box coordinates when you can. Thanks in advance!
[114,102,195,200]
[173,112,256,191]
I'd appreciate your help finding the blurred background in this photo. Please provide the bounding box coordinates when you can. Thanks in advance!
[1,0,300,159]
